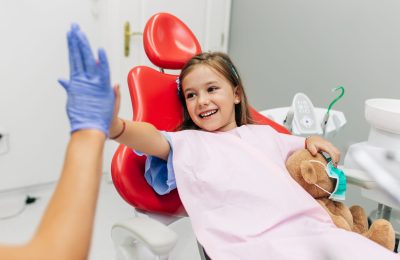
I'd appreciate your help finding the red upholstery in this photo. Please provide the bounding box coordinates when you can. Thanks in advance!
[112,12,201,216]
[111,12,290,216]
[111,67,186,215]
[250,107,290,134]
[144,13,202,69]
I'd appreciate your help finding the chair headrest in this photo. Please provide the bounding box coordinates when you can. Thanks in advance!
[143,13,202,70]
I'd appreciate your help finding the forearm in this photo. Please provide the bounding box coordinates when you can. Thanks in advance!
[27,130,105,260]
[0,24,118,260]
[110,119,169,160]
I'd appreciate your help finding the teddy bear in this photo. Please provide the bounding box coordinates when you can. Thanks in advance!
[285,149,395,251]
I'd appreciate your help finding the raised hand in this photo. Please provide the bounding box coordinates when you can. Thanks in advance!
[305,135,341,166]
[58,24,114,136]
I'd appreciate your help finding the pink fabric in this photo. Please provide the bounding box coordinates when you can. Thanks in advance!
[168,125,398,260]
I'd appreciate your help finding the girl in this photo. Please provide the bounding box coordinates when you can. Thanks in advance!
[109,52,398,259]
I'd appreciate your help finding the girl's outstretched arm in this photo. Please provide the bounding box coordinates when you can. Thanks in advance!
[109,86,170,161]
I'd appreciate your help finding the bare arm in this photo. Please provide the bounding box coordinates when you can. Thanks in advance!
[109,86,170,161]
[0,130,105,260]
[0,24,117,259]
[111,119,170,160]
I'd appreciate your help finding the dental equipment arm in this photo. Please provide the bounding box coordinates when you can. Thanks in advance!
[349,148,400,206]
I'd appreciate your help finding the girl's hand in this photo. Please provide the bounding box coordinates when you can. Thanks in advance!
[109,84,122,137]
[305,135,341,166]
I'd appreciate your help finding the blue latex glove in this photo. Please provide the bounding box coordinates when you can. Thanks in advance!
[58,24,114,136]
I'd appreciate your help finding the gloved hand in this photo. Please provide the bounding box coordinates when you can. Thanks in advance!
[58,24,114,136]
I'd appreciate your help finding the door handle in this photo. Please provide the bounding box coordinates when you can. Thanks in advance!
[124,21,143,57]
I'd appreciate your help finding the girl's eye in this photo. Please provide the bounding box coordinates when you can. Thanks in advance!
[186,93,195,99]
[208,86,218,92]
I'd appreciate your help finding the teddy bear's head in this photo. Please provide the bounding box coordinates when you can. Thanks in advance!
[285,149,336,199]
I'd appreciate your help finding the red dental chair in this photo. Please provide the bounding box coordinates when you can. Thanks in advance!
[110,12,290,260]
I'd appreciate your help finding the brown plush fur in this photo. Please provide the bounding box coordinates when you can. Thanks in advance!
[286,149,395,251]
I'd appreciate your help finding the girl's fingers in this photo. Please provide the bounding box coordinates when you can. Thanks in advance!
[308,137,341,165]
[113,84,121,115]
[308,145,318,156]
[321,143,340,166]
[330,147,341,166]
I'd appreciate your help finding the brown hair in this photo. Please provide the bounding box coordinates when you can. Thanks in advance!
[177,52,253,130]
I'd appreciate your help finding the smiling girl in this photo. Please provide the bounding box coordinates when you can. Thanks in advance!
[109,52,397,259]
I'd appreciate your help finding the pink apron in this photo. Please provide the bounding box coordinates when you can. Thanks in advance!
[168,125,398,260]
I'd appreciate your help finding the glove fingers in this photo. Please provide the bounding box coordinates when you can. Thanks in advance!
[60,24,114,136]
[67,26,84,77]
[76,30,96,77]
[58,79,70,90]
[70,23,80,31]
[98,48,111,87]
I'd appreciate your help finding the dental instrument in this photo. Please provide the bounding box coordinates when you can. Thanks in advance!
[321,86,345,135]
[260,89,346,138]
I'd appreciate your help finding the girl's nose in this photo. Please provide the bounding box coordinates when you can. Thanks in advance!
[197,93,210,106]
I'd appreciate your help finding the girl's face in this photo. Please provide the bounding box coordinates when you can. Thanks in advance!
[181,65,240,132]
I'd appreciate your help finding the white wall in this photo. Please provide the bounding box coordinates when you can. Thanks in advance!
[229,0,400,211]
[0,0,231,191]
[0,0,108,190]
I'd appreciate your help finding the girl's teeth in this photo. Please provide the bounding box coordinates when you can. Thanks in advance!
[201,109,217,118]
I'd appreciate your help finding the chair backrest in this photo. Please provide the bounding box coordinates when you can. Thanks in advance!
[111,13,290,216]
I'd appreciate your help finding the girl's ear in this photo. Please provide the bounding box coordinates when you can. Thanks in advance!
[234,86,241,104]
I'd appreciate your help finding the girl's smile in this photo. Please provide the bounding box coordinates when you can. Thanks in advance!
[199,109,218,119]
[182,65,240,132]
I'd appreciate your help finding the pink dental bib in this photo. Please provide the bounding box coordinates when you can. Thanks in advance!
[167,125,397,260]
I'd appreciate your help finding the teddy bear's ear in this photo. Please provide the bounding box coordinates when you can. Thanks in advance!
[300,161,318,184]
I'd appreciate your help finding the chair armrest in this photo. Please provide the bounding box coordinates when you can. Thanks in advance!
[339,166,376,189]
[111,217,178,257]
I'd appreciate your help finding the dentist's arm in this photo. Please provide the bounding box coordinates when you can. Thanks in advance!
[0,24,115,260]
[0,130,106,260]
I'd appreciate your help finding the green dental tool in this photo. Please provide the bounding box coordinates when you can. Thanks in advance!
[321,86,345,134]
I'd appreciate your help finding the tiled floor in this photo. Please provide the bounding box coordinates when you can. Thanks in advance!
[0,176,200,259]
